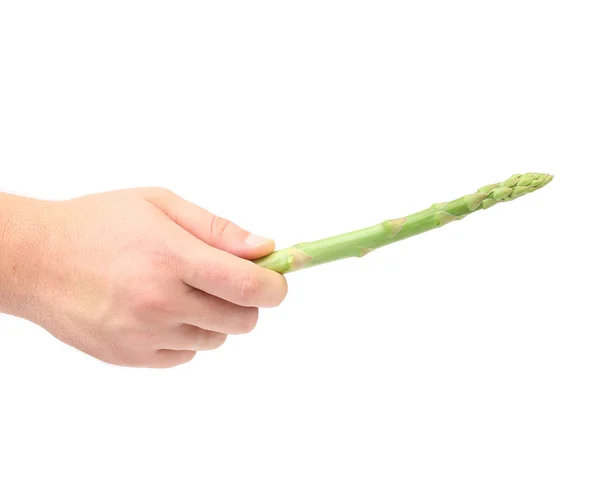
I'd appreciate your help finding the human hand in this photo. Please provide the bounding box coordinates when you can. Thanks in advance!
[0,188,287,368]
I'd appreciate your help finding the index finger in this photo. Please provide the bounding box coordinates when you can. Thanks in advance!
[175,230,288,308]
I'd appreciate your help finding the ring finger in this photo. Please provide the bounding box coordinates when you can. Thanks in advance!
[163,324,228,351]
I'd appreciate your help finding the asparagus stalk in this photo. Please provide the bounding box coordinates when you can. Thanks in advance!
[254,172,553,274]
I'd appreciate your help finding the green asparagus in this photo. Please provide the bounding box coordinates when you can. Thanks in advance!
[254,172,553,274]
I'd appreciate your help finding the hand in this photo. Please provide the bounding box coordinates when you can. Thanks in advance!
[0,188,287,368]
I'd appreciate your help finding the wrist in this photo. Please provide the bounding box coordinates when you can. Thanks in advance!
[0,193,50,318]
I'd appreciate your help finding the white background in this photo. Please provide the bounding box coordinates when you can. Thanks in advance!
[1,1,599,482]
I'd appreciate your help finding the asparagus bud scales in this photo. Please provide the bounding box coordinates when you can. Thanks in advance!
[255,173,553,274]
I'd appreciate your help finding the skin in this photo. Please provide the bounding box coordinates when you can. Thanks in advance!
[0,188,288,368]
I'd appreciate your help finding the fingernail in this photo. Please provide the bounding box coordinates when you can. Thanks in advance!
[244,233,271,247]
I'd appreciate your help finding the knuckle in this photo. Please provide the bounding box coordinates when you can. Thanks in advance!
[272,276,288,307]
[130,287,171,315]
[147,238,177,269]
[211,333,228,349]
[153,187,175,199]
[180,260,202,286]
[112,325,160,353]
[101,322,162,367]
[140,186,174,204]
[236,307,259,334]
[192,327,208,349]
[235,272,259,306]
[168,350,196,367]
[181,351,197,365]
[208,215,232,240]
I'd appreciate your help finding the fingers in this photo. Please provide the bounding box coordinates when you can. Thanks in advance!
[179,289,260,335]
[150,349,197,369]
[175,229,288,308]
[147,188,275,260]
[163,324,228,351]
[144,188,288,307]
[148,325,226,368]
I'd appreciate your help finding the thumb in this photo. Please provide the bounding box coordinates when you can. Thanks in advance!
[147,188,275,260]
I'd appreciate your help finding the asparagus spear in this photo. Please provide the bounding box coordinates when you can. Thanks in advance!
[254,172,553,274]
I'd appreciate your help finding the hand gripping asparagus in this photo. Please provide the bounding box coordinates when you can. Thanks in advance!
[254,173,553,274]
